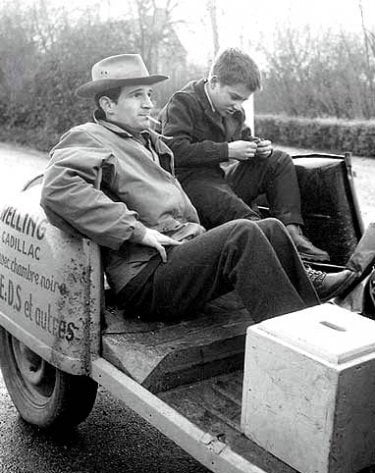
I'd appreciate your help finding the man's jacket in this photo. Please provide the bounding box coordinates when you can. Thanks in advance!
[159,78,252,181]
[41,118,199,293]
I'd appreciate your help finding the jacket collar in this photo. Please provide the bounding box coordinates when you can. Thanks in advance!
[203,81,216,113]
[93,110,134,137]
[193,79,244,135]
[93,110,175,174]
[194,79,223,131]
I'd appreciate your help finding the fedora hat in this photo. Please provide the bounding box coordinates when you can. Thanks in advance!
[76,54,168,98]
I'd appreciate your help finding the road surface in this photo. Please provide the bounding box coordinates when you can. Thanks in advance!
[0,142,374,473]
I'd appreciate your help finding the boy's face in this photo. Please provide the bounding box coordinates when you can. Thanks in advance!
[102,84,154,132]
[208,77,253,117]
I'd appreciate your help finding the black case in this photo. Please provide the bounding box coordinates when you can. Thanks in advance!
[294,153,363,267]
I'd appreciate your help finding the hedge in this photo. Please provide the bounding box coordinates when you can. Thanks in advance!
[2,113,375,158]
[255,114,375,157]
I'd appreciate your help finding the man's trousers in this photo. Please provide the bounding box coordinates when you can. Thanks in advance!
[117,218,319,323]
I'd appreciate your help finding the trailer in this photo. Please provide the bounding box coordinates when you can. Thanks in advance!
[0,153,370,473]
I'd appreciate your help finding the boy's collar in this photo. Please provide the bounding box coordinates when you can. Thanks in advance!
[203,80,216,113]
[201,79,243,124]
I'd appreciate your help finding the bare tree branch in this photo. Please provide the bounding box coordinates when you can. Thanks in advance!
[206,0,220,56]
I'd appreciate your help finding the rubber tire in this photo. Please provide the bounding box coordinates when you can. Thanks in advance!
[0,327,98,430]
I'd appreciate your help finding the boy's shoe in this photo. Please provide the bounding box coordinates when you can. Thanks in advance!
[287,224,330,262]
[305,266,358,302]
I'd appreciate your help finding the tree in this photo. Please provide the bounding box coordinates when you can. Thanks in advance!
[358,0,375,117]
[0,0,199,149]
[256,25,375,119]
[206,0,220,56]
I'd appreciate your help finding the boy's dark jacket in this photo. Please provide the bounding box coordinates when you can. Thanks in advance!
[159,78,252,181]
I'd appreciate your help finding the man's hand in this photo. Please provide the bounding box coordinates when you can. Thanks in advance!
[228,140,257,161]
[255,139,273,158]
[139,228,181,263]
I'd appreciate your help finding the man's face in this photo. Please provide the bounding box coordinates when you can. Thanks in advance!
[209,78,253,117]
[105,84,154,131]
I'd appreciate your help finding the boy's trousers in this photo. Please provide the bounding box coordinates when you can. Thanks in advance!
[178,150,304,230]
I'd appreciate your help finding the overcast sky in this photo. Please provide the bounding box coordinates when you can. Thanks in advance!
[173,0,375,64]
[14,0,375,64]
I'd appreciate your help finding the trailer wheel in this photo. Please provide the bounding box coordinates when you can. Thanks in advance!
[0,328,97,430]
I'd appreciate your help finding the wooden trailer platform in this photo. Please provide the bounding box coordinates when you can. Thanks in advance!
[102,292,253,393]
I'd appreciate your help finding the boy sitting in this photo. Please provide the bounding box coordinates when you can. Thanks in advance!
[159,48,329,262]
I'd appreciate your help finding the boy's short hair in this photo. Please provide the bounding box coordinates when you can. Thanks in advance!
[210,48,261,92]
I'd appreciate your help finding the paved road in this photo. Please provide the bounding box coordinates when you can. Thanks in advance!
[0,143,374,473]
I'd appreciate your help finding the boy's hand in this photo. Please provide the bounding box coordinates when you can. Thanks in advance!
[255,139,273,158]
[228,140,258,160]
[140,228,181,263]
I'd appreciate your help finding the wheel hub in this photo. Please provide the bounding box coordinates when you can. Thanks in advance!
[11,339,55,397]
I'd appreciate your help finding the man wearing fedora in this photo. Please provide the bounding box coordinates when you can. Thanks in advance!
[40,54,357,322]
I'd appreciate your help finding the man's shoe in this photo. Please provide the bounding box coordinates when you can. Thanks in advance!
[287,224,330,262]
[305,267,358,302]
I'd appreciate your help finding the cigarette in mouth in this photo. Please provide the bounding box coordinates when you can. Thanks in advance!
[147,116,161,126]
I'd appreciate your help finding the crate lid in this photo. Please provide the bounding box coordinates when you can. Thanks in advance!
[253,304,375,364]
